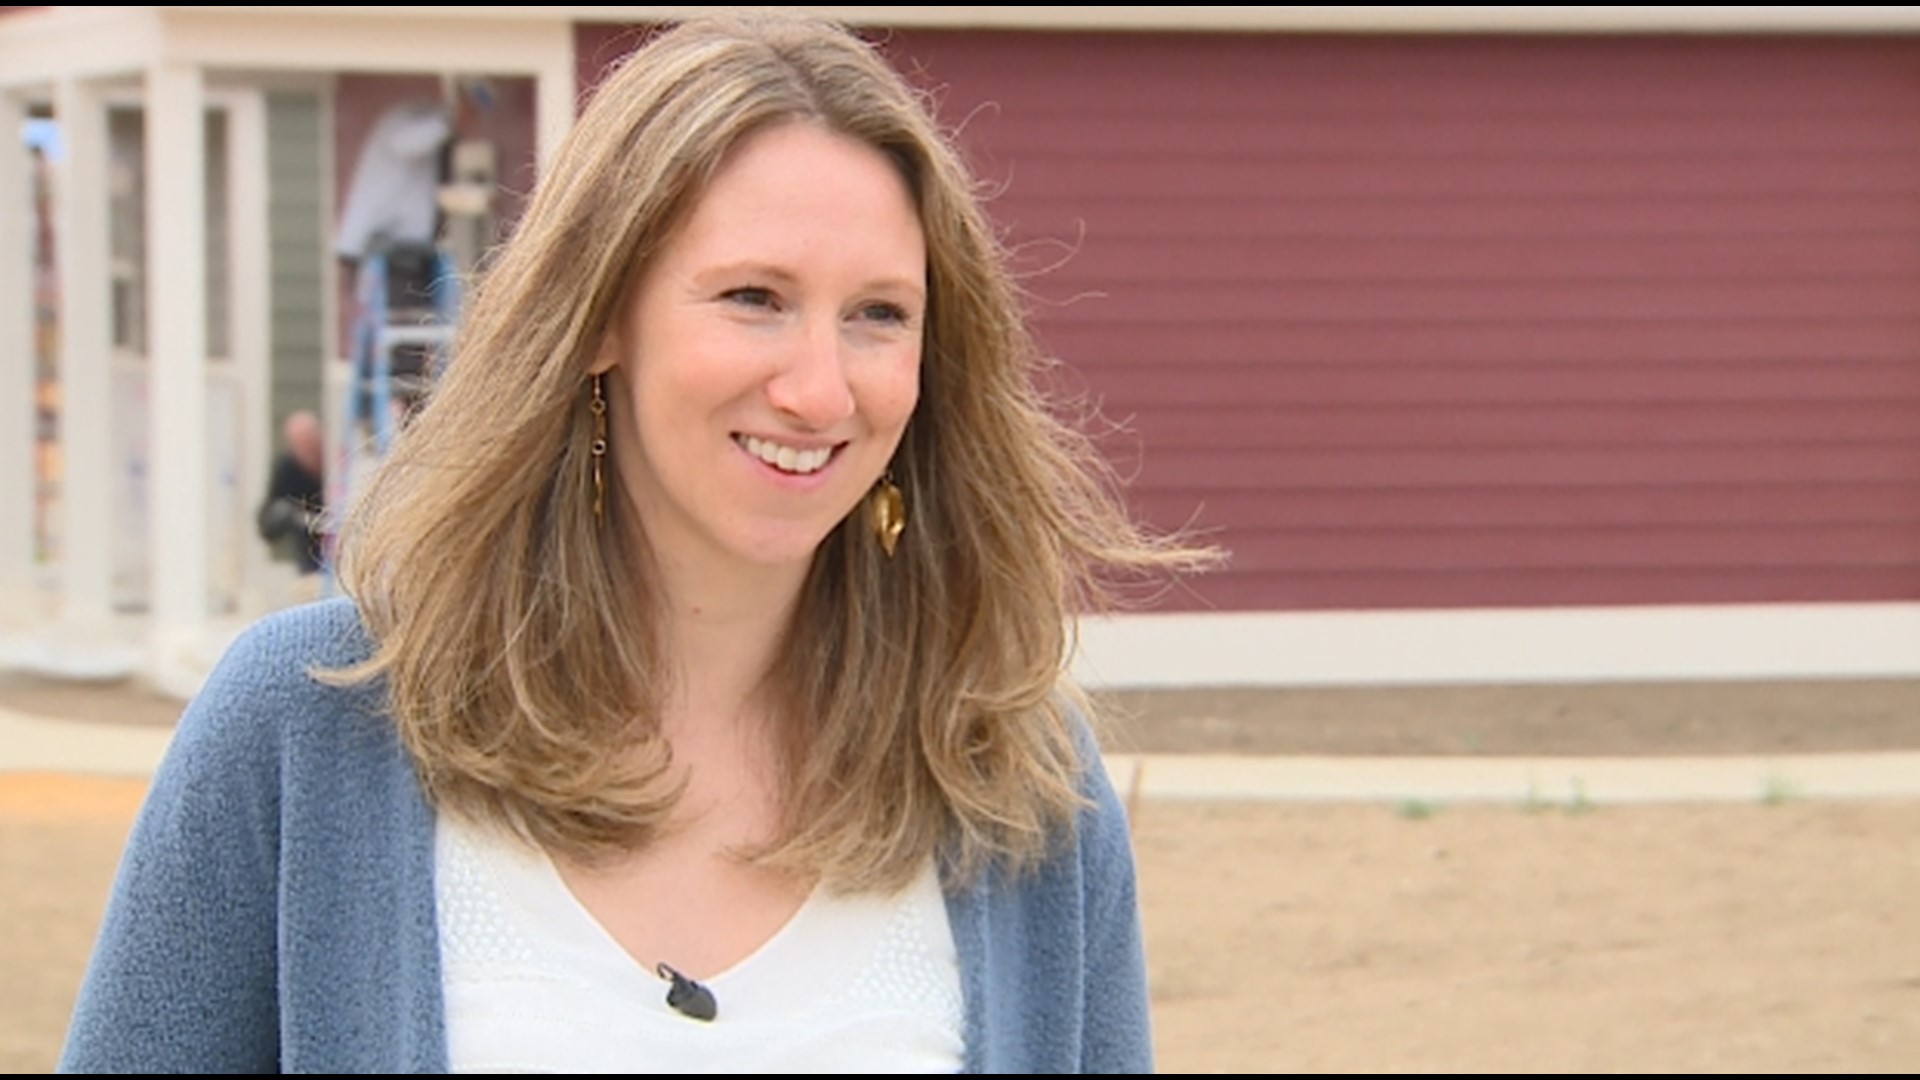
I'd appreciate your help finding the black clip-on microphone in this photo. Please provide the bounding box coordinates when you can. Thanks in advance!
[658,962,718,1022]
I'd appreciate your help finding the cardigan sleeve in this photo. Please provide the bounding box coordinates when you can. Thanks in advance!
[948,706,1158,1074]
[58,620,293,1073]
[1074,741,1156,1074]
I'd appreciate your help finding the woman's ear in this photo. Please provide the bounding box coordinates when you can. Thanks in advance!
[588,329,620,376]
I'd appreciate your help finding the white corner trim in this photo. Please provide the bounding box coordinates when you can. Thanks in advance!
[1070,603,1920,688]
[0,8,159,89]
[170,5,1920,35]
[156,8,574,76]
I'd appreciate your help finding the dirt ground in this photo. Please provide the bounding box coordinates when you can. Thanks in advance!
[5,675,1919,1072]
[1096,679,1920,758]
[1138,798,1920,1072]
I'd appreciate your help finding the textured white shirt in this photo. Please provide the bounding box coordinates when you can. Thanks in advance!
[435,811,965,1073]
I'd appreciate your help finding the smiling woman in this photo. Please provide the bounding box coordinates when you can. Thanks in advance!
[57,9,1214,1075]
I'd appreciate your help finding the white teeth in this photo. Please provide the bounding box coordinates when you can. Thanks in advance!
[740,435,833,475]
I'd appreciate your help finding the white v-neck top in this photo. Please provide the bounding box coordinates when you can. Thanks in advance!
[434,811,965,1073]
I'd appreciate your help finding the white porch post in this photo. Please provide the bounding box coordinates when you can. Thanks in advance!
[52,77,115,628]
[145,60,208,692]
[533,36,575,179]
[225,88,272,616]
[0,92,35,626]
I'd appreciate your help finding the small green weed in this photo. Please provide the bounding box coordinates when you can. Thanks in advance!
[1397,799,1438,821]
[1564,777,1596,815]
[1521,778,1550,814]
[1761,773,1799,806]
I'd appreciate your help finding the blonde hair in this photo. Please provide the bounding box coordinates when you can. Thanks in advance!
[332,10,1212,890]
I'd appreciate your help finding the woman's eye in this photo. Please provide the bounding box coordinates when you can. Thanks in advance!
[722,287,777,310]
[858,301,913,327]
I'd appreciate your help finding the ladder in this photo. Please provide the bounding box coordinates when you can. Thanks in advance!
[346,242,459,453]
[324,242,460,580]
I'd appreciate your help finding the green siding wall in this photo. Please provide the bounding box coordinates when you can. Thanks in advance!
[266,91,324,433]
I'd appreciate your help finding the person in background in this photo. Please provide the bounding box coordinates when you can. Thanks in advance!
[61,10,1214,1073]
[255,408,326,577]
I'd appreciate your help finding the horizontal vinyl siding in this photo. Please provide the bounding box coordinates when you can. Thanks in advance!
[1130,483,1920,529]
[268,91,325,425]
[205,110,229,361]
[883,31,1920,612]
[1147,568,1920,610]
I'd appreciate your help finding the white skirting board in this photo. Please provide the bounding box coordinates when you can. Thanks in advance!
[1070,603,1920,689]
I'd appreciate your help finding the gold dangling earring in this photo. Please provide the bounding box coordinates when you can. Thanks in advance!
[868,470,905,557]
[590,374,608,520]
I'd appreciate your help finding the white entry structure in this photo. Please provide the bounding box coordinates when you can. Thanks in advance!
[0,7,575,697]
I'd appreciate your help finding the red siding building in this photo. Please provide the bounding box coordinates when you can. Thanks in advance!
[866,30,1920,616]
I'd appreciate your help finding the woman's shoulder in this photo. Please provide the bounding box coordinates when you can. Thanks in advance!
[171,596,388,773]
[223,595,376,674]
[205,596,375,698]
[988,692,1137,891]
[61,598,423,1074]
[1064,703,1136,884]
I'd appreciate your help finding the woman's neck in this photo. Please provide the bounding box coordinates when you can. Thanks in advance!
[653,551,809,739]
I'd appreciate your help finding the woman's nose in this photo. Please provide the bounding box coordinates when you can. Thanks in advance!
[766,319,856,428]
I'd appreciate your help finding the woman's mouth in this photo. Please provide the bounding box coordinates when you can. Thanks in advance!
[734,434,839,476]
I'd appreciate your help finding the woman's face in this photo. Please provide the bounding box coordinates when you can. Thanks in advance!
[595,121,926,584]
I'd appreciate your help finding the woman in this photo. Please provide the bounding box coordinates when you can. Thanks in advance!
[61,10,1208,1074]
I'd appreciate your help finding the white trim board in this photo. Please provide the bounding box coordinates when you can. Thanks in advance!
[176,6,1920,35]
[1069,603,1920,688]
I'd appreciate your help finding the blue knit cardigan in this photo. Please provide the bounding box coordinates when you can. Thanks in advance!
[58,599,1153,1073]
